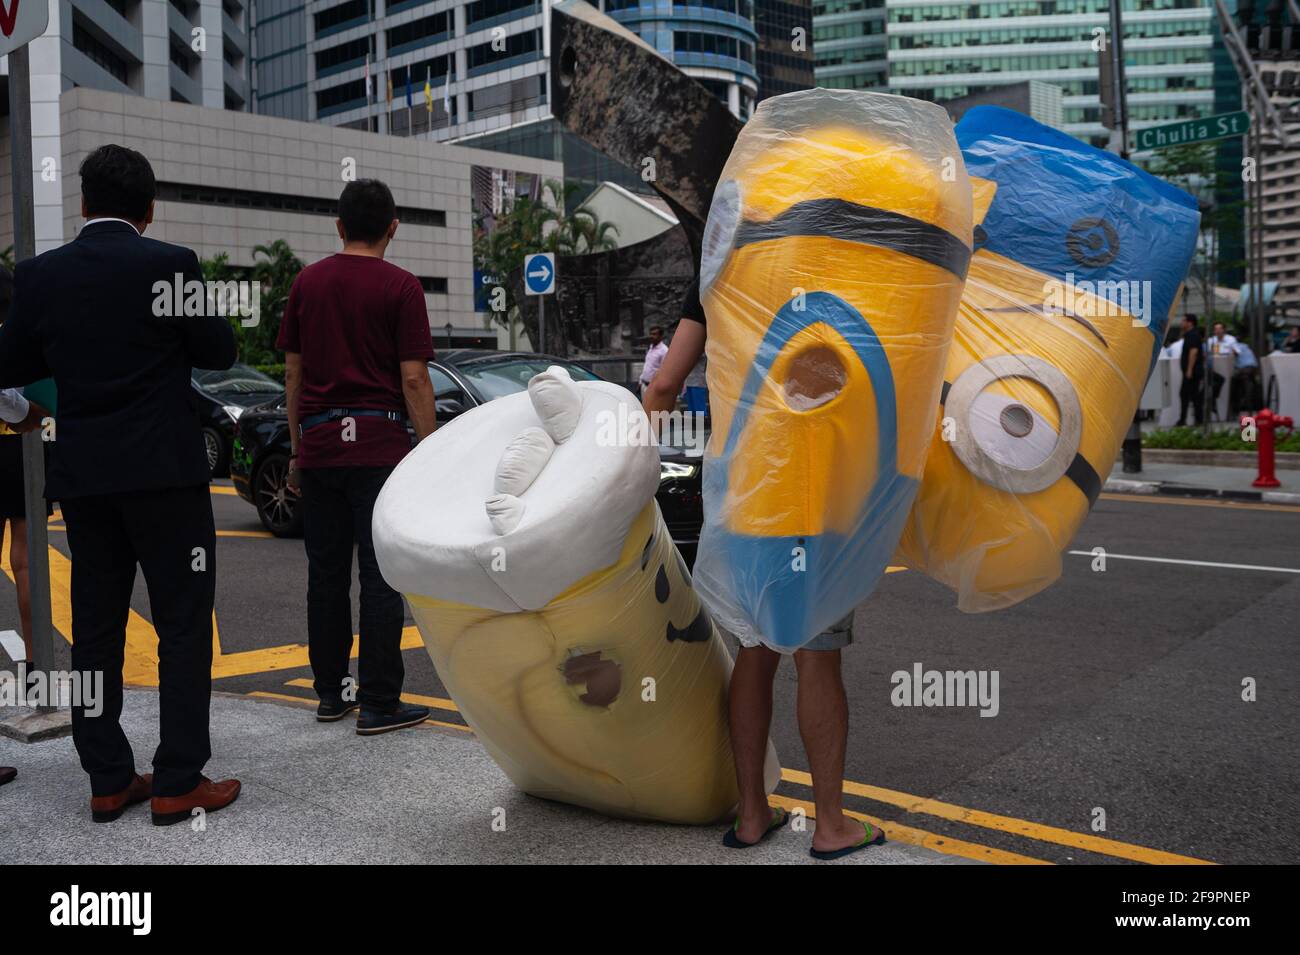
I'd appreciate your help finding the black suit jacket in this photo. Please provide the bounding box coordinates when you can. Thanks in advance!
[0,221,237,499]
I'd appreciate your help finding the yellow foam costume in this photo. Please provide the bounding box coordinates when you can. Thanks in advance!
[692,88,973,650]
[372,366,779,823]
[896,107,1200,611]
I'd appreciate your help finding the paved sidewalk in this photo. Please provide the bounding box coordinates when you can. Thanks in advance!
[0,689,969,865]
[1106,459,1300,504]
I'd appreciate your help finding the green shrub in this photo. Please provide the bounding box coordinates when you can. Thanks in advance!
[1143,425,1300,454]
[253,363,285,383]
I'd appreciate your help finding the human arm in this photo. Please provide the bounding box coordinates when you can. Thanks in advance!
[642,319,706,426]
[284,352,303,493]
[179,249,237,371]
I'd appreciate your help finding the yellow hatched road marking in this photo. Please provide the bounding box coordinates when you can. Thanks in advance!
[780,768,1213,865]
[767,793,1050,865]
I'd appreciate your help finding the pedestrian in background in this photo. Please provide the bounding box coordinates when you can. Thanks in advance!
[278,179,437,735]
[1176,314,1205,426]
[0,144,240,825]
[638,325,668,398]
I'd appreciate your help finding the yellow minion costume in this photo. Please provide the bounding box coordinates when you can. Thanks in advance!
[896,107,1200,611]
[692,88,973,650]
[372,366,780,823]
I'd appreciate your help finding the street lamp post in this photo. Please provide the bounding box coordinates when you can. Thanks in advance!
[444,322,453,349]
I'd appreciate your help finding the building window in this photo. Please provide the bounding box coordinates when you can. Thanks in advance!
[420,277,449,294]
[467,28,541,71]
[73,18,130,85]
[466,0,538,28]
[314,0,369,37]
[155,182,447,228]
[316,36,374,75]
[316,78,368,114]
[387,11,452,53]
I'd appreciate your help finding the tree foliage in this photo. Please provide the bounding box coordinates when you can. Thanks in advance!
[473,179,619,354]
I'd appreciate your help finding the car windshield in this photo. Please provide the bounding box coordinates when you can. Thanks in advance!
[194,363,284,396]
[457,359,602,400]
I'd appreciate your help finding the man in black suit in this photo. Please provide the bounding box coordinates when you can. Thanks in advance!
[0,144,242,825]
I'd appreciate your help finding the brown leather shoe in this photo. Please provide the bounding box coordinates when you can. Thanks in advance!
[90,773,152,823]
[151,776,241,827]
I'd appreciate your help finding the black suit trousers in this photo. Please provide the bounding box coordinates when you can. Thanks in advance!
[60,485,216,797]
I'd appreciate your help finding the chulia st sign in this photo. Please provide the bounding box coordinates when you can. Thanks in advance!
[1133,111,1250,152]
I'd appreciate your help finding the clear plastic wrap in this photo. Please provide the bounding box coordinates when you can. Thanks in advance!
[693,88,973,652]
[896,106,1201,612]
[372,366,779,823]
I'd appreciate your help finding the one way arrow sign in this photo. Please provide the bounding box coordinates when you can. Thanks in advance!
[1,0,49,53]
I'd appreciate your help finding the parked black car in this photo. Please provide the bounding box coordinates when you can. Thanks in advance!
[192,363,285,477]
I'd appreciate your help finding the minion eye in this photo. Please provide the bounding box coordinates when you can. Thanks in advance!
[700,179,742,294]
[968,391,1058,472]
[946,355,1082,495]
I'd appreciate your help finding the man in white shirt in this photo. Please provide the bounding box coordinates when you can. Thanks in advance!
[638,325,669,397]
[1210,322,1239,356]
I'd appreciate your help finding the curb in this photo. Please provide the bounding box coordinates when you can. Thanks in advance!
[1103,478,1300,506]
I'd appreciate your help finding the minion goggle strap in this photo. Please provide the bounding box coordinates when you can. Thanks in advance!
[700,180,972,293]
[938,355,1102,507]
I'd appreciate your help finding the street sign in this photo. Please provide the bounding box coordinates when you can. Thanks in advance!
[1132,111,1250,152]
[0,0,50,55]
[524,252,556,296]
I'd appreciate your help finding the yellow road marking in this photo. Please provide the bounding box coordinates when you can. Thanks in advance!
[780,768,1213,865]
[1098,492,1300,514]
[210,485,238,496]
[767,793,1050,865]
[44,526,273,539]
[283,677,457,713]
[209,627,424,679]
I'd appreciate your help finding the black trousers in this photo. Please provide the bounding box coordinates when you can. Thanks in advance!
[1178,375,1204,425]
[61,485,215,798]
[300,466,404,710]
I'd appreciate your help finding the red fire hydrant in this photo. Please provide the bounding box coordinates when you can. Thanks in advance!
[1243,408,1294,488]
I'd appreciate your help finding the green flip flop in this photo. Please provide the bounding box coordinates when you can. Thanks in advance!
[722,807,789,849]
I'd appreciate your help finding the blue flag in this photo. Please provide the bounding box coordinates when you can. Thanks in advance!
[405,70,412,109]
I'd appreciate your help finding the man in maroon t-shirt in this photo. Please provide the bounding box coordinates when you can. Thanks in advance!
[277,179,437,735]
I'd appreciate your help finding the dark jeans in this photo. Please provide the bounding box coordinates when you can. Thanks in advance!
[1178,374,1204,425]
[300,466,404,710]
[61,485,215,798]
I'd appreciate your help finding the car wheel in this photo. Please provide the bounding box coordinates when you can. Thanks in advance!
[203,426,228,478]
[254,452,302,537]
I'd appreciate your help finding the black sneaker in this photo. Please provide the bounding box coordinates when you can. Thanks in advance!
[356,703,430,736]
[316,696,360,722]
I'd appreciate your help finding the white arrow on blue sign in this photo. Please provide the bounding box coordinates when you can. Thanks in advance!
[523,252,556,296]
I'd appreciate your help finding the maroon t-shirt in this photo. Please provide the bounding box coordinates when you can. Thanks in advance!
[277,253,435,468]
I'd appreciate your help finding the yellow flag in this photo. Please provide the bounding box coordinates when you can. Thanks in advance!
[424,77,433,113]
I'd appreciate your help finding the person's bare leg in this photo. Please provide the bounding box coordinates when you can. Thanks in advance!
[729,644,781,842]
[794,649,862,852]
[8,518,32,660]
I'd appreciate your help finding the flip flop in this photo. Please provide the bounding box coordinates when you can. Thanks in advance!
[722,807,789,848]
[809,820,887,860]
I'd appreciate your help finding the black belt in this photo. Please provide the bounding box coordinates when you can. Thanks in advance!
[299,408,406,436]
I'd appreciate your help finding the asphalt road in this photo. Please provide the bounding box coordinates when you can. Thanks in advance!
[3,483,1297,865]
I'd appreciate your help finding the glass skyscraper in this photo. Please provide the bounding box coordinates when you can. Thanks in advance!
[813,1,1219,148]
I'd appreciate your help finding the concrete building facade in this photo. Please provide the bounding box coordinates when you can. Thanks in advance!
[0,86,562,335]
[2,0,253,256]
